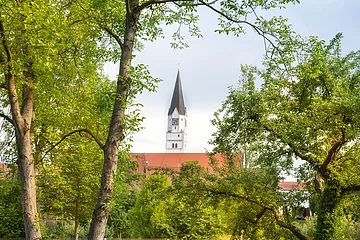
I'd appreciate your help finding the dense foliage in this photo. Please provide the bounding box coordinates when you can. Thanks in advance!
[0,168,24,238]
[211,34,360,239]
[126,171,226,239]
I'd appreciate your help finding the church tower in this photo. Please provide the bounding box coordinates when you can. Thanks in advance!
[166,70,187,152]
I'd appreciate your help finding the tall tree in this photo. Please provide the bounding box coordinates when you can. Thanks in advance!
[0,0,106,238]
[37,76,114,240]
[210,34,360,239]
[87,0,300,238]
[0,1,61,237]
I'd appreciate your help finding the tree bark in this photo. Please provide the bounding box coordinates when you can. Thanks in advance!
[17,127,42,240]
[88,3,140,239]
[74,214,80,240]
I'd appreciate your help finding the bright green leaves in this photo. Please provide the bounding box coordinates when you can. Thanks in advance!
[211,33,360,239]
[212,33,360,179]
[38,135,103,224]
[121,64,161,147]
[0,170,24,238]
[171,161,299,239]
[216,0,297,41]
[128,170,226,239]
[128,173,173,238]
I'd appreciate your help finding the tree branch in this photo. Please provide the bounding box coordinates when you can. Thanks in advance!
[0,112,14,126]
[135,0,192,12]
[173,0,218,7]
[270,206,307,240]
[320,128,347,177]
[37,129,104,165]
[103,25,123,49]
[249,115,318,169]
[0,51,5,64]
[207,188,307,240]
[249,207,267,224]
[197,0,279,52]
[0,21,11,63]
[0,20,22,126]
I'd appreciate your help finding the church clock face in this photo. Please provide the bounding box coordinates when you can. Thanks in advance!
[172,118,179,125]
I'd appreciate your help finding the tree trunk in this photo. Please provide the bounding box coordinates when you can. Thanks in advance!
[17,133,42,240]
[74,214,80,240]
[10,78,41,240]
[314,184,342,240]
[88,5,140,239]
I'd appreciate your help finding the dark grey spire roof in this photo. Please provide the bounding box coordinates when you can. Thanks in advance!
[168,70,186,115]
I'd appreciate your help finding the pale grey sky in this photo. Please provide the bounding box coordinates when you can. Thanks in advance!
[104,0,360,153]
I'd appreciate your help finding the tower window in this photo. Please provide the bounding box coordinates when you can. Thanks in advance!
[172,143,174,148]
[175,143,178,148]
[178,134,180,137]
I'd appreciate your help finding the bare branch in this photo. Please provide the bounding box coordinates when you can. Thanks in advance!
[270,206,307,240]
[103,25,124,49]
[136,0,188,12]
[197,0,279,52]
[173,0,218,7]
[37,129,104,165]
[0,112,14,126]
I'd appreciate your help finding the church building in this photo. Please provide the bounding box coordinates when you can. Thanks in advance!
[130,70,219,173]
[130,71,304,206]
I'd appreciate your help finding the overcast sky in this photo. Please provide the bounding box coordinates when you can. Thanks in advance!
[104,0,360,153]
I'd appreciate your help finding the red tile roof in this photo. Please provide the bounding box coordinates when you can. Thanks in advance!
[130,153,302,191]
[279,181,306,191]
[130,153,221,173]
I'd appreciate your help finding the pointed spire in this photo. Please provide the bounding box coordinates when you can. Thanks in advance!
[168,70,186,115]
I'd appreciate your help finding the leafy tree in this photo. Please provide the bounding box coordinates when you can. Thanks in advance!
[35,53,115,239]
[87,0,301,237]
[128,173,173,238]
[210,33,360,239]
[171,162,227,239]
[0,1,70,237]
[125,170,226,239]
[38,138,103,240]
[173,161,302,239]
[1,0,109,238]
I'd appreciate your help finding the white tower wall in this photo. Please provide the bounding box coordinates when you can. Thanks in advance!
[166,71,187,153]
